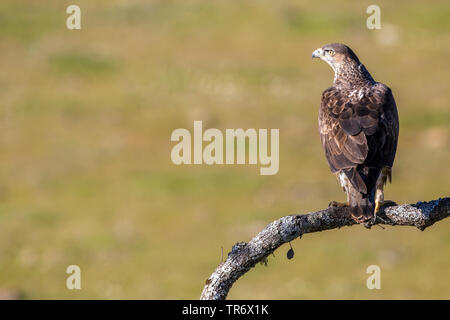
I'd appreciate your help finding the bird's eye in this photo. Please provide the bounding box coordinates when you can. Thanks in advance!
[326,50,335,56]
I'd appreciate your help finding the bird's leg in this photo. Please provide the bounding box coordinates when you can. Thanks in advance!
[374,167,396,216]
[330,172,351,208]
[374,188,384,216]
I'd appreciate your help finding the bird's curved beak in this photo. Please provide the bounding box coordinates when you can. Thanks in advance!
[312,48,324,59]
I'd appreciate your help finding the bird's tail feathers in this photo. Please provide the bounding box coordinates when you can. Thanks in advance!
[348,189,375,226]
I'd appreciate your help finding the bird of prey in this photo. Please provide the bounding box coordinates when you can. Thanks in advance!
[312,43,399,226]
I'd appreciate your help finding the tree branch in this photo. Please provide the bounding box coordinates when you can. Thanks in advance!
[200,197,450,300]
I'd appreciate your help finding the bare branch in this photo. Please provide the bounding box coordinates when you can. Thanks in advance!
[200,197,450,300]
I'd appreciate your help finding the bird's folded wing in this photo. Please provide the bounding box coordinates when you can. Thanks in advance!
[319,84,397,194]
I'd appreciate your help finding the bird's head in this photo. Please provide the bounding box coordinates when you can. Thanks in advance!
[312,43,360,72]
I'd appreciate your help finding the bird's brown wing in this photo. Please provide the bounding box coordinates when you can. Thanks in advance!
[319,83,399,195]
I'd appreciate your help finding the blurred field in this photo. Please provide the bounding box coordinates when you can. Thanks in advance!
[0,0,448,299]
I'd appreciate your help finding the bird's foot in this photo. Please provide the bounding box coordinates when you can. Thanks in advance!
[374,200,397,225]
[374,200,397,214]
[374,215,390,225]
[351,214,373,229]
[328,200,349,208]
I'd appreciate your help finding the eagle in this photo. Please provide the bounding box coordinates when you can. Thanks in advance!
[312,43,399,226]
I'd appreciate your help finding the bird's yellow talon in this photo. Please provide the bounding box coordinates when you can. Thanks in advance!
[375,201,381,214]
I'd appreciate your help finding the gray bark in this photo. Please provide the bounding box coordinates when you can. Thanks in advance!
[200,197,450,300]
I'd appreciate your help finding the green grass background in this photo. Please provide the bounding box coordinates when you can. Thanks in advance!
[0,0,448,299]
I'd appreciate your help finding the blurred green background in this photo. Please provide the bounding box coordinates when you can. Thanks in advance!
[0,0,448,299]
